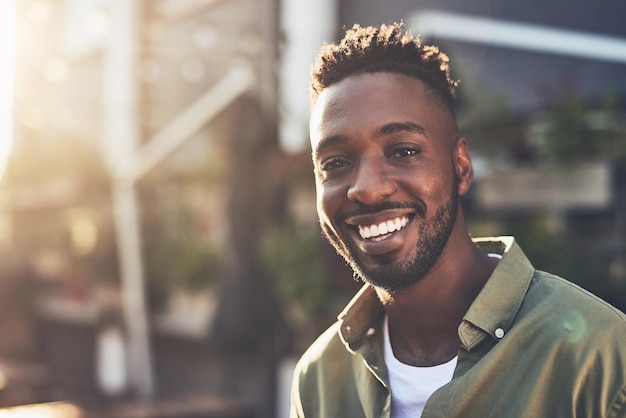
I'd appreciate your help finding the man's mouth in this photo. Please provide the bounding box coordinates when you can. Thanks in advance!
[357,215,409,240]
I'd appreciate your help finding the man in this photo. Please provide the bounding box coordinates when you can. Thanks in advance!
[290,22,626,418]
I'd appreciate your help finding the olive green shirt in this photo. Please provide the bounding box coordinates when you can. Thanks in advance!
[290,237,626,417]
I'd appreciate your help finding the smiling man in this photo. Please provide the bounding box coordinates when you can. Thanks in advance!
[289,23,626,418]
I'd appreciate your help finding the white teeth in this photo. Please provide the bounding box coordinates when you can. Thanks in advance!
[358,216,409,239]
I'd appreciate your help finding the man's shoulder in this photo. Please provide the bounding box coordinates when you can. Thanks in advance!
[531,270,626,320]
[524,270,626,341]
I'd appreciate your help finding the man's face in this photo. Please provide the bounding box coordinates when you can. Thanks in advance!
[310,72,471,293]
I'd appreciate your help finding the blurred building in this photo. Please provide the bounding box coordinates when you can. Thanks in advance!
[3,0,288,416]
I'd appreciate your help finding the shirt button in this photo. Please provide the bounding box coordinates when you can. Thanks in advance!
[495,328,505,339]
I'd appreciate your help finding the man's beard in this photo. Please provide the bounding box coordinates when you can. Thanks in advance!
[321,171,459,294]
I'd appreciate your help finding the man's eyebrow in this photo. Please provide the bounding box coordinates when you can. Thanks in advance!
[313,122,427,157]
[313,134,348,157]
[376,122,428,137]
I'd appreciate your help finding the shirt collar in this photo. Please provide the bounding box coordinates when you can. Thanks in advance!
[336,236,535,353]
[459,236,534,350]
[337,284,385,353]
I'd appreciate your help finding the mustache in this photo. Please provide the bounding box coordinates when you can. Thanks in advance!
[338,201,426,222]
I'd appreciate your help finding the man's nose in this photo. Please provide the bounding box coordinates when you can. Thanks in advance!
[346,159,396,205]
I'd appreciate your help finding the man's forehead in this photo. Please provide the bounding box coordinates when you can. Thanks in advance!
[309,73,437,145]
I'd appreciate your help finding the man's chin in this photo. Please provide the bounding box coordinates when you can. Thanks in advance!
[369,277,416,293]
[322,225,433,292]
[348,256,423,293]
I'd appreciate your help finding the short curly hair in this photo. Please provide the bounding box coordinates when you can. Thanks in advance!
[310,22,459,116]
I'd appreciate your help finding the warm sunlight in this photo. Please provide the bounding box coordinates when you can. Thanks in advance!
[0,0,16,180]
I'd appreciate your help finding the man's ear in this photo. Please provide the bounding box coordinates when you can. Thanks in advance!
[454,137,473,196]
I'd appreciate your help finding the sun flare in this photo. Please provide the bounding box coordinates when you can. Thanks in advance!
[0,0,16,180]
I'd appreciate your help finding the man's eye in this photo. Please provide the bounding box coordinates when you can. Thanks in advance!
[321,158,349,171]
[390,146,421,158]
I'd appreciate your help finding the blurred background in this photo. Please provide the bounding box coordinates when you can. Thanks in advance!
[0,0,624,417]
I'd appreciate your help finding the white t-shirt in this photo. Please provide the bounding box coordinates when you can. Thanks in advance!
[383,254,502,417]
[383,316,457,418]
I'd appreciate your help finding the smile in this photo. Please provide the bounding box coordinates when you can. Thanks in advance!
[358,216,409,240]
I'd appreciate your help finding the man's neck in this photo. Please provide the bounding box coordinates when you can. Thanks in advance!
[376,234,498,367]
